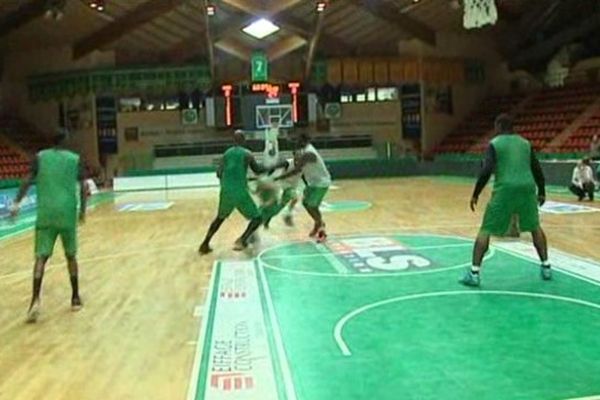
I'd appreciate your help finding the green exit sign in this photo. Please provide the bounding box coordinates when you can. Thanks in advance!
[251,51,268,82]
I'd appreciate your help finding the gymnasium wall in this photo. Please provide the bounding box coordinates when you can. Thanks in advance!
[397,32,502,152]
[421,83,487,153]
[116,110,221,154]
[1,46,115,167]
[328,102,405,151]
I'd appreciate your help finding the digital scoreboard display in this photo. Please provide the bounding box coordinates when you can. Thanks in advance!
[215,82,305,129]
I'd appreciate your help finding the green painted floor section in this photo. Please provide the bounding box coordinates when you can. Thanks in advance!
[257,234,600,400]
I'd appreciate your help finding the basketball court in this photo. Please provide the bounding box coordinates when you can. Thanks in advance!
[2,178,600,400]
[1,0,600,399]
[193,233,600,400]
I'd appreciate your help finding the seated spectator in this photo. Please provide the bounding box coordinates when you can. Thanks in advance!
[569,158,596,201]
[591,134,600,160]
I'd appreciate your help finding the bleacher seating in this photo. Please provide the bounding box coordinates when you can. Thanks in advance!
[433,93,525,154]
[0,116,52,153]
[0,115,53,181]
[554,108,600,153]
[0,144,30,179]
[434,84,600,159]
[512,85,598,151]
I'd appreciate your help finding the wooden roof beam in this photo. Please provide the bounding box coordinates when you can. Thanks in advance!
[511,10,600,70]
[304,10,326,80]
[162,31,207,64]
[349,0,436,46]
[267,35,307,62]
[73,0,184,59]
[215,37,253,61]
[276,14,353,55]
[0,0,47,38]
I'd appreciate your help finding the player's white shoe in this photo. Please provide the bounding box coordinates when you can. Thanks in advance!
[71,297,83,312]
[26,301,41,324]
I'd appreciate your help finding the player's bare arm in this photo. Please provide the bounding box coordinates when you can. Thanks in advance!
[470,145,495,211]
[247,153,268,175]
[215,158,224,179]
[11,157,38,218]
[276,153,316,181]
[530,149,546,206]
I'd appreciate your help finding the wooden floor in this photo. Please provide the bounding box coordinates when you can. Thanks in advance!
[0,177,598,400]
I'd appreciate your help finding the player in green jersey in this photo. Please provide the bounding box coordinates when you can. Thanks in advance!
[199,130,282,254]
[11,132,87,323]
[461,114,551,287]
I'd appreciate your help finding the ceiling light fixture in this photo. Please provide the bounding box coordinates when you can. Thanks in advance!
[316,1,327,13]
[206,4,216,16]
[44,0,66,20]
[242,18,280,39]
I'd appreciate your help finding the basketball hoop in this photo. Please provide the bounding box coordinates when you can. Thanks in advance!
[463,0,498,29]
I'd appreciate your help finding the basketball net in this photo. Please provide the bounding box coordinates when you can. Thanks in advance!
[463,0,498,29]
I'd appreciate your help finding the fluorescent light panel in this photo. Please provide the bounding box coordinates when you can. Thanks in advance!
[242,18,280,39]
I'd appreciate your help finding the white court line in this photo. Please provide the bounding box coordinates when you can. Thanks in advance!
[566,396,600,400]
[256,232,474,262]
[258,234,495,278]
[0,243,193,283]
[261,243,472,260]
[494,246,600,289]
[186,262,219,400]
[261,248,496,278]
[334,290,600,357]
[257,262,298,400]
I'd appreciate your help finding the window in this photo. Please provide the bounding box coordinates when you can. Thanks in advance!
[377,87,398,101]
[165,96,180,111]
[118,97,142,112]
[367,88,377,102]
[341,94,353,103]
[356,93,366,102]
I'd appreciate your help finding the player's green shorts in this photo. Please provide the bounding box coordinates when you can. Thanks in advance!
[303,186,329,209]
[35,226,77,258]
[480,188,540,236]
[218,188,260,220]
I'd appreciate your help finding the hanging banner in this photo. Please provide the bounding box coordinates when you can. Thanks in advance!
[251,51,269,83]
[401,84,422,139]
[96,96,118,154]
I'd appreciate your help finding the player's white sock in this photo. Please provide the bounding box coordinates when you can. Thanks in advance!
[541,260,551,268]
[471,265,481,274]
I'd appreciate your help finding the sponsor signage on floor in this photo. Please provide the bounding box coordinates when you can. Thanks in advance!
[540,201,600,214]
[197,262,279,400]
[327,236,433,274]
